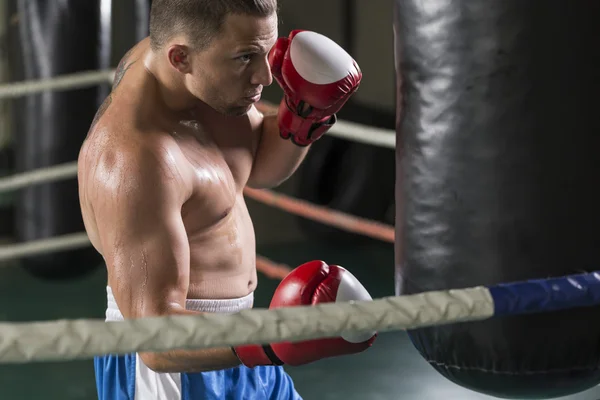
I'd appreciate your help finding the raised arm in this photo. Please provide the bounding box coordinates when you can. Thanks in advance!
[91,139,240,373]
[247,30,361,188]
[246,101,309,188]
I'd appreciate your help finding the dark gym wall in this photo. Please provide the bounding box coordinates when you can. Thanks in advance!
[0,1,397,247]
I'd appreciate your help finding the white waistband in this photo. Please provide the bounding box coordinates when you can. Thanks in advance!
[105,286,254,322]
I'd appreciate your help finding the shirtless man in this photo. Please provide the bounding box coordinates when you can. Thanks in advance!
[78,1,375,399]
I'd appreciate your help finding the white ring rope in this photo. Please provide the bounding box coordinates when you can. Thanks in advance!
[0,286,494,363]
[0,70,115,100]
[0,161,78,193]
[330,119,395,148]
[0,232,90,264]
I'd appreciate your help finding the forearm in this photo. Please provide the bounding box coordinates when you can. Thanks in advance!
[261,114,310,178]
[138,307,241,373]
[249,105,312,189]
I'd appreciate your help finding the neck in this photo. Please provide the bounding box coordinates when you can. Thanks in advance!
[144,49,202,114]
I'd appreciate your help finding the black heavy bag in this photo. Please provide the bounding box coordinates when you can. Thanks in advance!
[395,1,600,399]
[0,145,14,238]
[8,1,104,279]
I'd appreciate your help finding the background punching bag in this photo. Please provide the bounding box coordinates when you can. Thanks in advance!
[8,1,104,279]
[395,1,600,399]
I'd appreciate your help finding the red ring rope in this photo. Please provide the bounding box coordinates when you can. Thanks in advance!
[244,187,395,243]
[247,187,394,280]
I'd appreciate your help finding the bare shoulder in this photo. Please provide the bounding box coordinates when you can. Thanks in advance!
[79,127,193,208]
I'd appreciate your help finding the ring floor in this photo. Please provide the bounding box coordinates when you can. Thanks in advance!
[1,240,599,400]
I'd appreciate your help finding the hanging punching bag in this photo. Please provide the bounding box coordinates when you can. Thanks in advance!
[395,0,600,399]
[0,145,13,239]
[8,1,104,279]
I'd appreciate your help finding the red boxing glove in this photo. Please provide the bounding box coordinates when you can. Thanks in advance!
[269,30,362,146]
[233,260,376,367]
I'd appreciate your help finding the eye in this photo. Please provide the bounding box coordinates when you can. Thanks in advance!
[237,54,253,63]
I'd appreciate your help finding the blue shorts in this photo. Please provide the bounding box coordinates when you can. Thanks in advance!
[94,353,302,400]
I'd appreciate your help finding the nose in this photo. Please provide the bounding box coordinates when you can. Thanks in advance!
[251,56,273,87]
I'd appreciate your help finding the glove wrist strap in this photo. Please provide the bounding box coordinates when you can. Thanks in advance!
[278,98,336,147]
[232,344,284,368]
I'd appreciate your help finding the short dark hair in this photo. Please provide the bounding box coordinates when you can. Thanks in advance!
[149,0,278,51]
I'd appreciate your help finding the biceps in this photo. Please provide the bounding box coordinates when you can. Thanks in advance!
[100,209,190,318]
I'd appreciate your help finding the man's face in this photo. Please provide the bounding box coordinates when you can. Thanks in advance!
[187,13,278,116]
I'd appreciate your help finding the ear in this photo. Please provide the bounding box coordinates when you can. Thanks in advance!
[167,45,192,73]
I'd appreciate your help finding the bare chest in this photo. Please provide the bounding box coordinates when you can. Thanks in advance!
[174,120,256,231]
[173,121,258,298]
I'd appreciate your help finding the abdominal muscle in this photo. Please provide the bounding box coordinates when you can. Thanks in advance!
[185,193,258,300]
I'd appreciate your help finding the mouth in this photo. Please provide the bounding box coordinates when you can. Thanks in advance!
[243,93,262,103]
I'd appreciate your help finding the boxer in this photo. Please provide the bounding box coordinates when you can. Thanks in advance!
[78,0,373,399]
